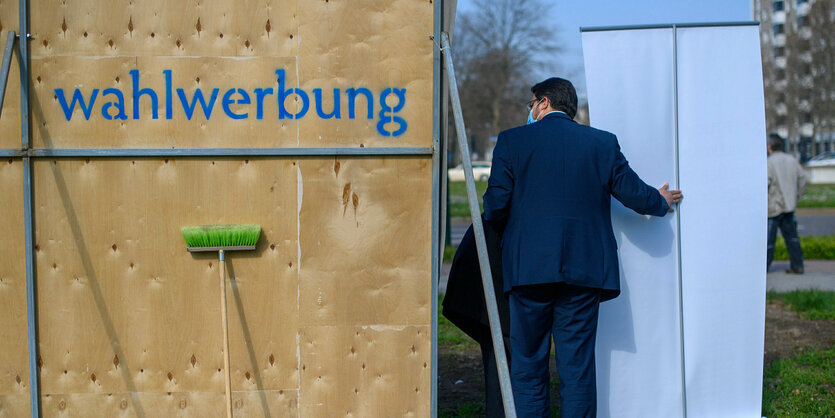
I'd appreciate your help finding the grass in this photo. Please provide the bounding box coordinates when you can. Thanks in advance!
[440,349,835,418]
[767,290,835,320]
[444,245,457,264]
[448,180,489,217]
[438,296,479,353]
[439,291,835,416]
[773,235,835,260]
[437,295,485,417]
[439,402,485,418]
[762,347,835,417]
[798,184,835,208]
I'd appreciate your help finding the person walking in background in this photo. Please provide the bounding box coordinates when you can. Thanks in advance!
[767,133,806,274]
[483,77,682,417]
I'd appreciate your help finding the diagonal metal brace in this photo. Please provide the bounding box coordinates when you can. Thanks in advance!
[440,32,517,418]
[0,31,16,119]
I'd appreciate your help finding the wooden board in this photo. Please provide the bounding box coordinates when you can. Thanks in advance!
[297,157,432,414]
[27,0,434,149]
[299,326,430,417]
[5,1,437,415]
[38,390,298,417]
[33,158,299,405]
[0,160,29,418]
[0,4,21,149]
[31,156,433,414]
[298,157,432,327]
[296,0,434,148]
[29,0,298,58]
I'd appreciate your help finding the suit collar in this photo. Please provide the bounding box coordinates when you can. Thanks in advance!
[541,111,575,123]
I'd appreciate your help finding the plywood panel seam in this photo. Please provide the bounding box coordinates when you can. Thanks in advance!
[295,156,302,418]
[31,54,300,59]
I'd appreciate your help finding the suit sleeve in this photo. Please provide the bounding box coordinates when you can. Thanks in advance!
[609,136,670,217]
[483,132,513,228]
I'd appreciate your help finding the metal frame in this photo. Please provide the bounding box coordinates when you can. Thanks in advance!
[671,25,688,418]
[2,147,434,158]
[441,32,516,417]
[580,21,759,32]
[0,31,16,118]
[0,149,21,157]
[27,147,433,157]
[430,0,443,416]
[18,0,38,416]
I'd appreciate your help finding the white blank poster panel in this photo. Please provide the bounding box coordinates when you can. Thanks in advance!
[676,25,767,418]
[582,29,684,418]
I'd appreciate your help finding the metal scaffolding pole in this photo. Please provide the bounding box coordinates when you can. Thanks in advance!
[440,32,516,418]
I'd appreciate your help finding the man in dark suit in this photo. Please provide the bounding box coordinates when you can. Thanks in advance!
[483,78,682,417]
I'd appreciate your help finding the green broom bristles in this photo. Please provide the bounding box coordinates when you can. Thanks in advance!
[181,224,261,248]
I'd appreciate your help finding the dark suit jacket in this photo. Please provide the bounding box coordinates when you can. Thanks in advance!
[483,112,669,301]
[441,218,510,340]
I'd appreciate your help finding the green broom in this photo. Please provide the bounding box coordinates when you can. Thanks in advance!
[181,224,261,418]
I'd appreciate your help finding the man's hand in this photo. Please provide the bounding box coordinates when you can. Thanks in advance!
[658,182,683,212]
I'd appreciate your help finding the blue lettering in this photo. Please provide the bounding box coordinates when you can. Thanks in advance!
[176,88,220,120]
[53,68,409,138]
[101,88,127,120]
[164,69,173,120]
[275,69,309,119]
[55,88,99,121]
[377,88,407,136]
[222,88,250,120]
[130,69,159,120]
[254,88,274,120]
[346,88,373,119]
[313,88,341,119]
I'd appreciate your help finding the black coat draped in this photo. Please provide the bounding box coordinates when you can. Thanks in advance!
[441,218,510,340]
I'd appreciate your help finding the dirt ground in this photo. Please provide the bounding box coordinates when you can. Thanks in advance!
[438,302,835,414]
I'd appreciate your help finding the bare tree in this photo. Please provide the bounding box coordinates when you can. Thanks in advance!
[753,0,782,138]
[451,0,560,158]
[783,7,807,146]
[809,0,835,151]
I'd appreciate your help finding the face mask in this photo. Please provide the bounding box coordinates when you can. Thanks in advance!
[527,98,545,125]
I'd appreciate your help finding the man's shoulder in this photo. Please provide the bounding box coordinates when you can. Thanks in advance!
[579,123,617,142]
[498,121,616,142]
[770,152,800,165]
[498,124,533,140]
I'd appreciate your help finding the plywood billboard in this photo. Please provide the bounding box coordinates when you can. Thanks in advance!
[1,1,439,416]
[28,0,433,149]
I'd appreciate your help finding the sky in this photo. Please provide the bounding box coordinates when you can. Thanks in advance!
[454,0,753,102]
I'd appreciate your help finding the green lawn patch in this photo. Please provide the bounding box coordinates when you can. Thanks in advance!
[439,401,485,418]
[762,347,835,417]
[798,184,835,208]
[438,296,479,353]
[448,180,489,217]
[773,235,835,260]
[444,245,457,264]
[767,290,835,320]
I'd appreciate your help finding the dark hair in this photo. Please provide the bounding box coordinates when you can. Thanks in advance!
[531,77,578,119]
[768,133,784,152]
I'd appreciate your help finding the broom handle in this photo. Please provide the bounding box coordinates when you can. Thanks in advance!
[219,250,233,418]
